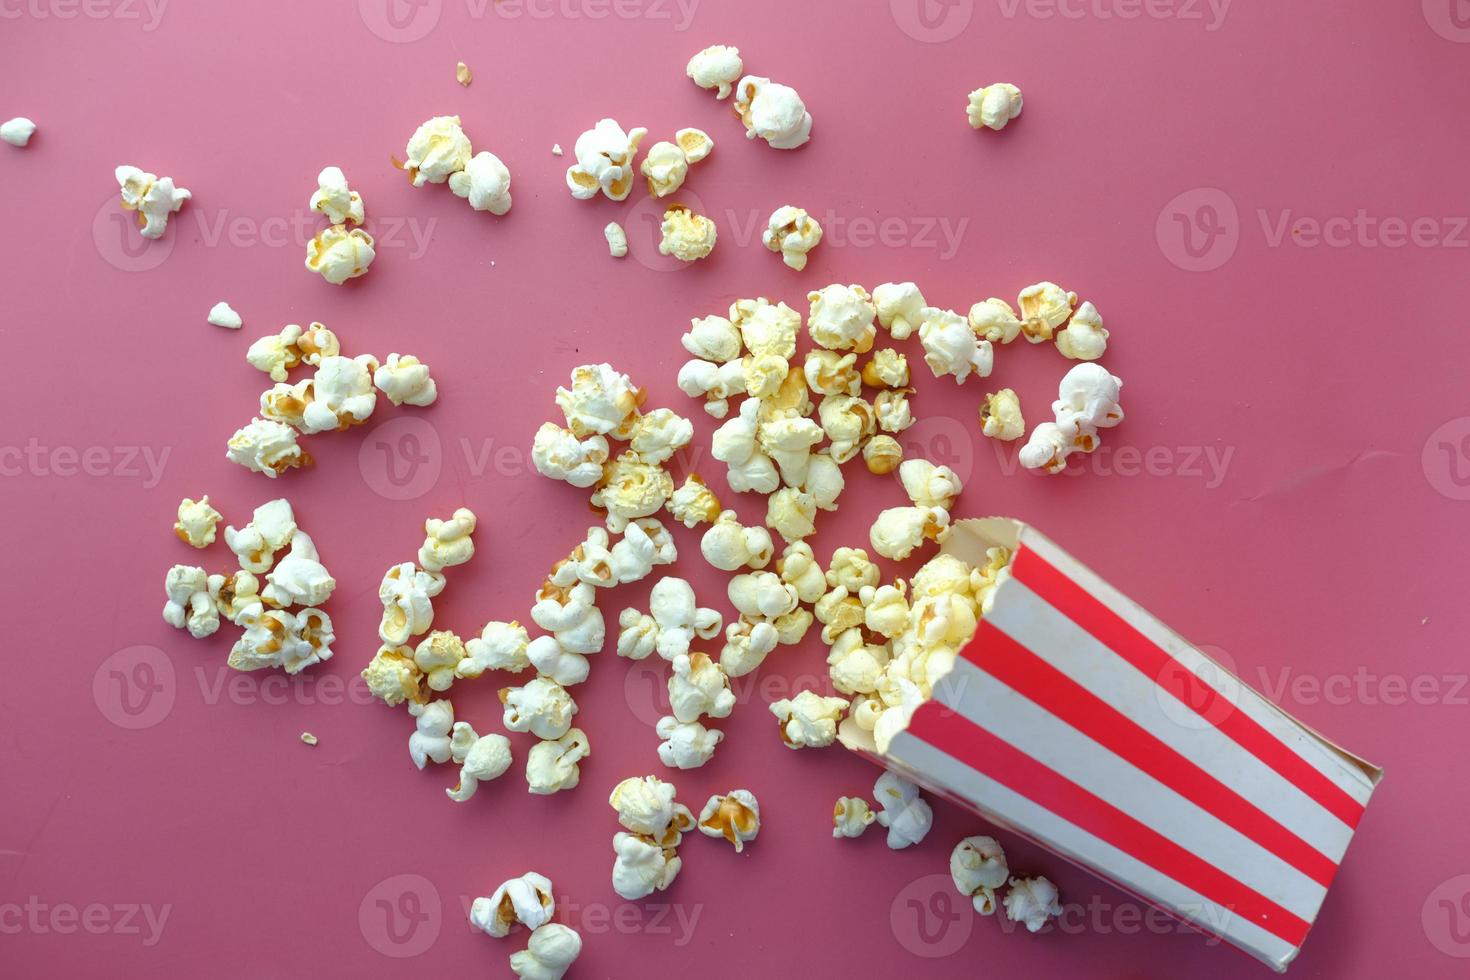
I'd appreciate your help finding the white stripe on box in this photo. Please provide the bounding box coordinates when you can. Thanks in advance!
[889,731,1302,972]
[983,578,1355,863]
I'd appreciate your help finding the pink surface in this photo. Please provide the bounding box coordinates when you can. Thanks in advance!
[2,1,1467,977]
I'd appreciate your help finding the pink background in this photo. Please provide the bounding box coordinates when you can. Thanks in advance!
[2,0,1468,976]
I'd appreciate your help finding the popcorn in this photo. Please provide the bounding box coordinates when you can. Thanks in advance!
[207,301,242,330]
[405,115,472,186]
[686,45,743,98]
[604,222,628,258]
[300,732,317,745]
[1020,363,1124,473]
[415,630,467,692]
[873,282,926,340]
[803,451,844,511]
[526,727,590,794]
[808,284,877,353]
[616,610,658,660]
[456,61,472,86]
[470,872,555,938]
[951,836,1009,915]
[712,401,779,494]
[763,206,823,271]
[245,325,303,382]
[449,151,512,215]
[1004,876,1062,932]
[874,771,933,848]
[447,728,513,801]
[228,607,334,674]
[733,75,813,150]
[642,141,690,198]
[526,636,589,687]
[556,363,641,438]
[309,166,364,225]
[500,677,577,740]
[628,409,694,465]
[676,358,745,419]
[1,117,35,147]
[609,774,689,837]
[224,498,296,573]
[863,434,904,475]
[765,487,817,541]
[566,118,647,202]
[728,571,799,622]
[698,790,760,852]
[803,351,860,398]
[612,831,682,900]
[379,562,446,645]
[827,548,880,592]
[262,530,336,607]
[682,315,741,363]
[1017,422,1070,474]
[362,644,425,706]
[295,323,340,365]
[776,542,826,603]
[461,620,531,678]
[174,496,221,548]
[210,569,264,624]
[656,716,723,769]
[668,652,736,722]
[873,389,914,435]
[833,797,876,838]
[700,509,774,571]
[633,577,721,661]
[918,307,992,383]
[162,564,218,638]
[305,225,376,285]
[115,165,190,239]
[226,419,308,477]
[610,519,677,584]
[592,451,674,532]
[666,475,722,528]
[980,388,1025,441]
[1055,300,1109,360]
[299,354,379,432]
[718,618,779,677]
[862,348,909,389]
[531,581,604,654]
[419,507,477,572]
[658,204,717,262]
[732,297,800,359]
[814,586,864,645]
[870,506,950,561]
[967,82,1023,132]
[1017,281,1077,343]
[968,298,1022,344]
[408,699,455,768]
[675,128,713,162]
[827,628,892,695]
[373,353,438,407]
[531,424,609,489]
[864,584,910,638]
[770,690,849,748]
[510,923,582,980]
[817,394,875,464]
[899,458,963,510]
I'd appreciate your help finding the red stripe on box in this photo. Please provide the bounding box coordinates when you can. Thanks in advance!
[963,621,1341,887]
[906,706,1314,948]
[1011,547,1365,829]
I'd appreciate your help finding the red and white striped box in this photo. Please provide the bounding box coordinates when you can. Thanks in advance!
[838,517,1382,972]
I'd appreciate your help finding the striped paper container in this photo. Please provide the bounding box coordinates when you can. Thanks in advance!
[838,517,1382,972]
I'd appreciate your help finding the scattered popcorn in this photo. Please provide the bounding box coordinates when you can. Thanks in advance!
[226,418,309,477]
[899,458,962,511]
[733,296,801,359]
[668,651,736,722]
[967,82,1023,132]
[628,409,694,465]
[828,547,880,592]
[174,495,222,548]
[566,118,647,201]
[833,797,876,838]
[686,44,743,99]
[227,607,334,674]
[656,716,724,769]
[223,498,296,572]
[510,923,582,980]
[1055,300,1109,360]
[115,165,190,239]
[461,620,531,677]
[245,324,302,382]
[408,699,455,768]
[862,348,910,388]
[526,727,590,794]
[1004,875,1062,932]
[449,151,513,215]
[1020,363,1124,473]
[470,872,555,938]
[968,297,1022,344]
[763,206,823,271]
[918,307,992,383]
[676,357,746,418]
[1,117,35,147]
[701,509,774,571]
[1017,422,1070,474]
[207,301,242,330]
[300,732,318,746]
[501,677,578,740]
[405,115,472,186]
[698,789,760,852]
[658,204,717,262]
[873,282,927,340]
[980,388,1025,441]
[163,564,219,639]
[378,562,446,645]
[309,166,364,225]
[808,284,877,352]
[612,830,682,900]
[666,475,722,528]
[874,771,933,849]
[555,363,641,438]
[733,75,813,150]
[604,222,628,258]
[448,727,513,801]
[1017,281,1077,343]
[619,577,721,662]
[770,690,849,749]
[951,836,1009,915]
[456,61,472,86]
[262,530,336,607]
[305,225,376,285]
[419,507,477,572]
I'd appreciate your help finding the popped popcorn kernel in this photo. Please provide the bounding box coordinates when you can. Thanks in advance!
[967,82,1023,132]
[659,204,717,262]
[686,45,743,99]
[763,206,823,271]
[698,789,761,852]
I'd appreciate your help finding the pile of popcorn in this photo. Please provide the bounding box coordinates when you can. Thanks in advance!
[609,776,762,900]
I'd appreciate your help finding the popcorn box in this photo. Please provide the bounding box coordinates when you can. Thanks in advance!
[839,517,1382,972]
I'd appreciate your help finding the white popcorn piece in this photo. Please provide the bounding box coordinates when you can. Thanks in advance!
[224,498,296,573]
[449,151,513,215]
[1020,363,1125,473]
[863,348,910,389]
[609,774,692,838]
[211,570,265,625]
[656,716,723,769]
[733,75,813,150]
[470,872,555,938]
[604,222,628,258]
[162,564,219,639]
[666,475,722,529]
[686,45,743,99]
[698,789,760,852]
[701,509,774,571]
[228,607,334,674]
[763,206,823,271]
[616,609,658,660]
[262,530,336,607]
[864,584,911,639]
[681,315,741,363]
[526,635,589,687]
[658,204,717,262]
[732,296,801,359]
[873,282,927,340]
[803,451,845,511]
[804,351,861,398]
[712,401,780,494]
[636,577,721,661]
[863,435,904,476]
[760,415,823,486]
[608,519,677,585]
[817,394,876,464]
[373,353,438,407]
[951,836,1009,915]
[718,618,779,677]
[207,301,242,330]
[461,620,531,678]
[414,630,466,692]
[1,117,36,147]
[305,225,375,285]
[174,495,222,548]
[827,547,880,592]
[870,506,950,561]
[408,699,455,769]
[509,923,582,980]
[526,727,590,794]
[404,115,472,187]
[1055,300,1109,361]
[362,644,424,706]
[675,127,713,163]
[765,487,817,542]
[245,324,302,382]
[501,677,577,740]
[728,571,799,623]
[918,307,992,383]
[641,140,690,198]
[874,771,933,849]
[770,690,849,749]
[899,458,963,511]
[309,166,364,225]
[1017,421,1071,474]
[968,297,1022,345]
[556,363,641,438]
[808,284,877,353]
[833,797,876,838]
[668,652,736,723]
[612,831,682,901]
[827,629,892,695]
[300,354,379,432]
[628,409,694,465]
[115,165,190,239]
[531,423,609,489]
[815,586,864,646]
[419,507,477,573]
[532,580,605,654]
[980,388,1025,441]
[967,82,1023,132]
[776,541,826,603]
[1004,875,1062,932]
[676,358,745,419]
[378,562,446,645]
[566,118,647,202]
[447,727,513,802]
[1017,281,1077,343]
[873,390,914,436]
[592,451,674,533]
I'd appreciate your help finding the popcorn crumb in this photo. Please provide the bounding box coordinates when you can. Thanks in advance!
[207,301,242,330]
[456,61,472,86]
[604,222,628,258]
[300,732,318,746]
[551,143,563,156]
[1,117,35,147]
